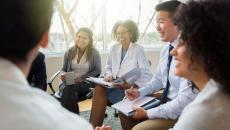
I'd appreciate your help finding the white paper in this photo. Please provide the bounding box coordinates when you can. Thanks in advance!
[86,68,141,88]
[86,77,113,88]
[112,96,156,116]
[117,68,141,84]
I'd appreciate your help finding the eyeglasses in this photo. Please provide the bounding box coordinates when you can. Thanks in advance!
[116,31,129,36]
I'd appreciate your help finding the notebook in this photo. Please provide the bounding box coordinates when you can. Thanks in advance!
[86,68,141,88]
[112,96,161,116]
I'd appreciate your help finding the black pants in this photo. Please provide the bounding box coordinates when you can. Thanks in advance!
[60,82,91,114]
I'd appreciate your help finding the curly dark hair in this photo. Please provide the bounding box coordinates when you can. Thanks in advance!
[174,0,230,92]
[112,20,139,43]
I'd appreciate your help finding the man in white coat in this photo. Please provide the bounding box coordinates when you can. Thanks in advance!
[0,0,93,130]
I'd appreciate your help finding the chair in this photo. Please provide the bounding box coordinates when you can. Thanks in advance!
[47,70,94,109]
[106,102,119,117]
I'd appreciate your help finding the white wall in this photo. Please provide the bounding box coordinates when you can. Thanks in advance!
[45,49,161,92]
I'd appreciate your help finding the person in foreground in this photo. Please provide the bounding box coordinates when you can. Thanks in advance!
[60,27,101,114]
[170,0,230,129]
[0,0,93,129]
[91,20,153,128]
[119,1,197,130]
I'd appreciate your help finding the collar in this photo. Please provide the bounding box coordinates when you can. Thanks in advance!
[169,38,178,48]
[119,42,134,49]
[0,58,29,88]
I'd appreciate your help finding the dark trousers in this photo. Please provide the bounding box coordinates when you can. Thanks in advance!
[60,82,91,114]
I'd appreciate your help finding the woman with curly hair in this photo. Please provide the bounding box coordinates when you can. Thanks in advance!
[91,20,152,128]
[170,0,230,130]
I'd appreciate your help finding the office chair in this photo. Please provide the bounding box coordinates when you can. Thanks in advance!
[47,70,94,110]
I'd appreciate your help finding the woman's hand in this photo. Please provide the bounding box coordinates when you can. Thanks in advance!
[132,106,148,120]
[104,75,113,82]
[60,72,66,81]
[113,80,133,89]
[125,87,140,100]
[75,77,83,83]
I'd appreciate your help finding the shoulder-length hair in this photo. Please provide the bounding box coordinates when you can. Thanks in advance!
[70,27,94,61]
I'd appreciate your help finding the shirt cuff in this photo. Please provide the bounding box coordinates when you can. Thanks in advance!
[146,107,161,119]
[138,87,147,97]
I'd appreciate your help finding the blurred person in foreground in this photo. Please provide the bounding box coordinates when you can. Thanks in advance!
[170,0,230,129]
[0,0,93,129]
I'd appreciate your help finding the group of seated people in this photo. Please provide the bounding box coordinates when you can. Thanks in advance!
[1,0,230,130]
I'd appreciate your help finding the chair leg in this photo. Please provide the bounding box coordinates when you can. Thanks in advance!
[103,107,118,118]
[114,109,118,117]
[105,113,108,118]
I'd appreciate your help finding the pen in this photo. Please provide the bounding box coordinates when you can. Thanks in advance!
[124,86,134,99]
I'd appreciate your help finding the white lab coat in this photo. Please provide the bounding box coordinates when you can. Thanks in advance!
[104,42,152,87]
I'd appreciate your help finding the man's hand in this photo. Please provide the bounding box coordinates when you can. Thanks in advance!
[132,106,148,120]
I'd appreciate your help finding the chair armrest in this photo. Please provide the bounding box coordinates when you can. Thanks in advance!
[47,70,61,94]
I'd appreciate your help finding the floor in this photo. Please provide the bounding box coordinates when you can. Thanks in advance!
[79,99,92,112]
[79,100,122,130]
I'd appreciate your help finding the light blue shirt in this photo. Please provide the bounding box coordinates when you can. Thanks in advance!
[120,47,127,64]
[139,40,198,119]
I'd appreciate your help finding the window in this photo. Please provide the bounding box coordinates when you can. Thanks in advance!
[43,0,164,55]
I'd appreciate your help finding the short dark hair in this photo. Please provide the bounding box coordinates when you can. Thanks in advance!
[0,0,53,63]
[174,0,230,92]
[112,20,139,43]
[155,0,181,19]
